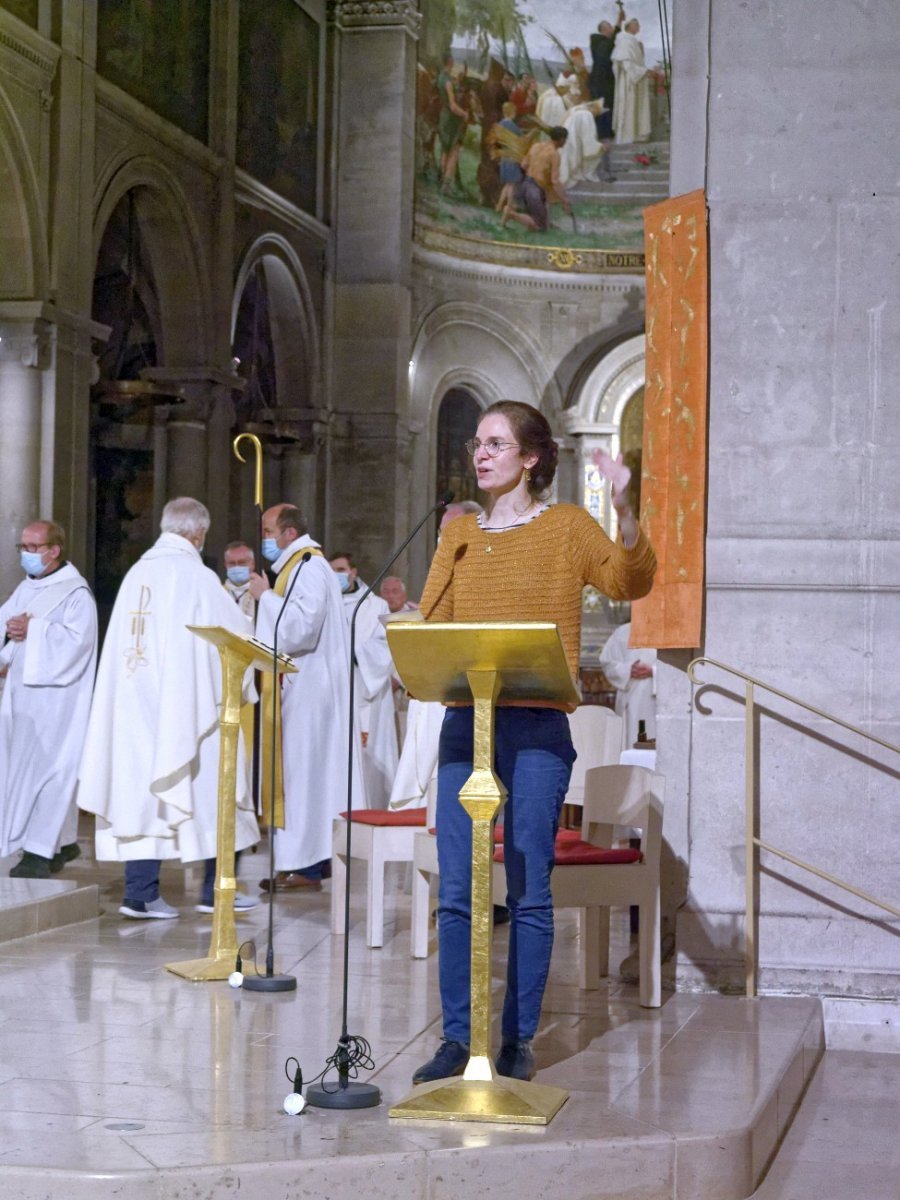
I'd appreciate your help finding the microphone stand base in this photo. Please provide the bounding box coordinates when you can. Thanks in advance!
[305,1080,381,1110]
[241,972,297,993]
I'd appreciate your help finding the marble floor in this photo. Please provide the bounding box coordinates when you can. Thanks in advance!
[0,834,846,1200]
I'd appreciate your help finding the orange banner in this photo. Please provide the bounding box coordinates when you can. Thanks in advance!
[632,189,708,650]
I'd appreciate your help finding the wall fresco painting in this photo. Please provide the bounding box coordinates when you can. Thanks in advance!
[416,0,672,272]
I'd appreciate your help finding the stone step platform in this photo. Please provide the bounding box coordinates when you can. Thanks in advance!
[752,1050,900,1198]
[0,873,100,943]
[0,844,826,1200]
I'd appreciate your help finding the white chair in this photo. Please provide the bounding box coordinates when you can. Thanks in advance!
[413,764,664,1008]
[332,782,436,949]
[410,821,439,959]
[331,809,425,949]
[565,704,625,806]
[409,709,627,961]
[532,763,664,1006]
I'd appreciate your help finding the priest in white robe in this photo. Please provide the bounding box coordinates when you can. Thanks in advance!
[611,20,652,144]
[78,498,259,918]
[250,503,355,891]
[329,553,399,811]
[0,520,97,877]
[560,100,609,185]
[598,621,657,748]
[535,79,569,128]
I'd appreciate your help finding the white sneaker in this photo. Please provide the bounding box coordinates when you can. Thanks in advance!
[119,897,180,920]
[194,893,259,915]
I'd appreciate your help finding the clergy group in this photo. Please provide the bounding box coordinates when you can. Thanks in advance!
[0,497,399,918]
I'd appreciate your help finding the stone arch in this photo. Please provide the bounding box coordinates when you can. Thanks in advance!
[93,154,214,365]
[409,300,561,435]
[0,84,48,298]
[405,300,562,587]
[231,234,321,410]
[566,333,646,433]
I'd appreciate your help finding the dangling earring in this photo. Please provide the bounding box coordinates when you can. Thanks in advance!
[523,467,532,484]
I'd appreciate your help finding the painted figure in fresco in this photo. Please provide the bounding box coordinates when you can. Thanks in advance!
[589,8,625,139]
[437,53,470,192]
[501,127,573,234]
[492,102,526,213]
[611,18,652,144]
[476,61,515,207]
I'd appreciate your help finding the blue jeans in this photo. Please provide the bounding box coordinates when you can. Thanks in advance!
[124,860,160,904]
[201,851,245,907]
[436,706,575,1044]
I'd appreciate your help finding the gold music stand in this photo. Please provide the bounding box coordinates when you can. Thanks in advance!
[385,622,580,1125]
[166,627,296,982]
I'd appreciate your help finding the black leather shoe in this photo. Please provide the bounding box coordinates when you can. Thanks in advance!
[412,1039,469,1085]
[495,1040,535,1081]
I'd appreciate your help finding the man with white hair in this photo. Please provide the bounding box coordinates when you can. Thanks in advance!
[611,18,652,144]
[78,498,260,918]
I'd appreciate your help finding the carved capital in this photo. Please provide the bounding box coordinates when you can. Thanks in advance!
[328,0,420,36]
[0,318,53,369]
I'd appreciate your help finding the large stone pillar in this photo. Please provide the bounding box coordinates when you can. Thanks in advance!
[0,312,51,597]
[143,368,243,559]
[326,0,418,576]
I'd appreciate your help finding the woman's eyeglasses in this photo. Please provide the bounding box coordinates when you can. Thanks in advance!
[464,438,521,458]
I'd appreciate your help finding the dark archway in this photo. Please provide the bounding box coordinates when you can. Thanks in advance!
[435,386,482,511]
[89,189,163,630]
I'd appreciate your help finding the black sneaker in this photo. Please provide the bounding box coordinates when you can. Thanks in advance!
[412,1039,470,1085]
[495,1040,535,1081]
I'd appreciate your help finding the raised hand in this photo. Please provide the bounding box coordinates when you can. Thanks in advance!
[592,448,631,510]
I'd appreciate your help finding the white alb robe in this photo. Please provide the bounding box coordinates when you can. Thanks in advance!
[535,83,568,128]
[560,103,606,185]
[611,31,651,144]
[598,622,657,748]
[340,585,399,811]
[255,537,357,870]
[388,697,444,811]
[0,564,97,859]
[78,532,259,863]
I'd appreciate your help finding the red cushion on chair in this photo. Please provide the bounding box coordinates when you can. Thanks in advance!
[555,828,583,845]
[493,840,642,865]
[339,808,427,827]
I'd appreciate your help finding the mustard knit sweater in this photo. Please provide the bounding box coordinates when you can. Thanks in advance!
[420,504,657,692]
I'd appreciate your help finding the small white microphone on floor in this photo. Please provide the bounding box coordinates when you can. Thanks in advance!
[228,971,244,988]
[283,1092,306,1115]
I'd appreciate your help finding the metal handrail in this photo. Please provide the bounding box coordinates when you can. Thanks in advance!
[687,655,900,996]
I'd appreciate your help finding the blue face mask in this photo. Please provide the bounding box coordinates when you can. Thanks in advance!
[20,550,45,576]
[227,566,251,586]
[261,538,280,563]
[336,571,351,593]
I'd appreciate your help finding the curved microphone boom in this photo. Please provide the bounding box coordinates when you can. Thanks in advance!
[305,492,454,1109]
[243,551,312,994]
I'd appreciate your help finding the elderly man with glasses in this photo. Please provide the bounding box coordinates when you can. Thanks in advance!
[0,520,97,878]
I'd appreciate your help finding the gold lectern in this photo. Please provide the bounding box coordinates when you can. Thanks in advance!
[385,622,580,1125]
[166,626,296,982]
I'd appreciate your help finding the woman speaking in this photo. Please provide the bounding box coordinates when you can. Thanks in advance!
[413,400,656,1085]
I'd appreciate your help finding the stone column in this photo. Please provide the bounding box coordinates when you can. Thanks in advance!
[142,368,243,551]
[0,313,52,598]
[282,444,319,534]
[326,0,419,577]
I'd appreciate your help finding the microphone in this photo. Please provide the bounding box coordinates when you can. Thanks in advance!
[243,550,312,994]
[305,493,454,1111]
